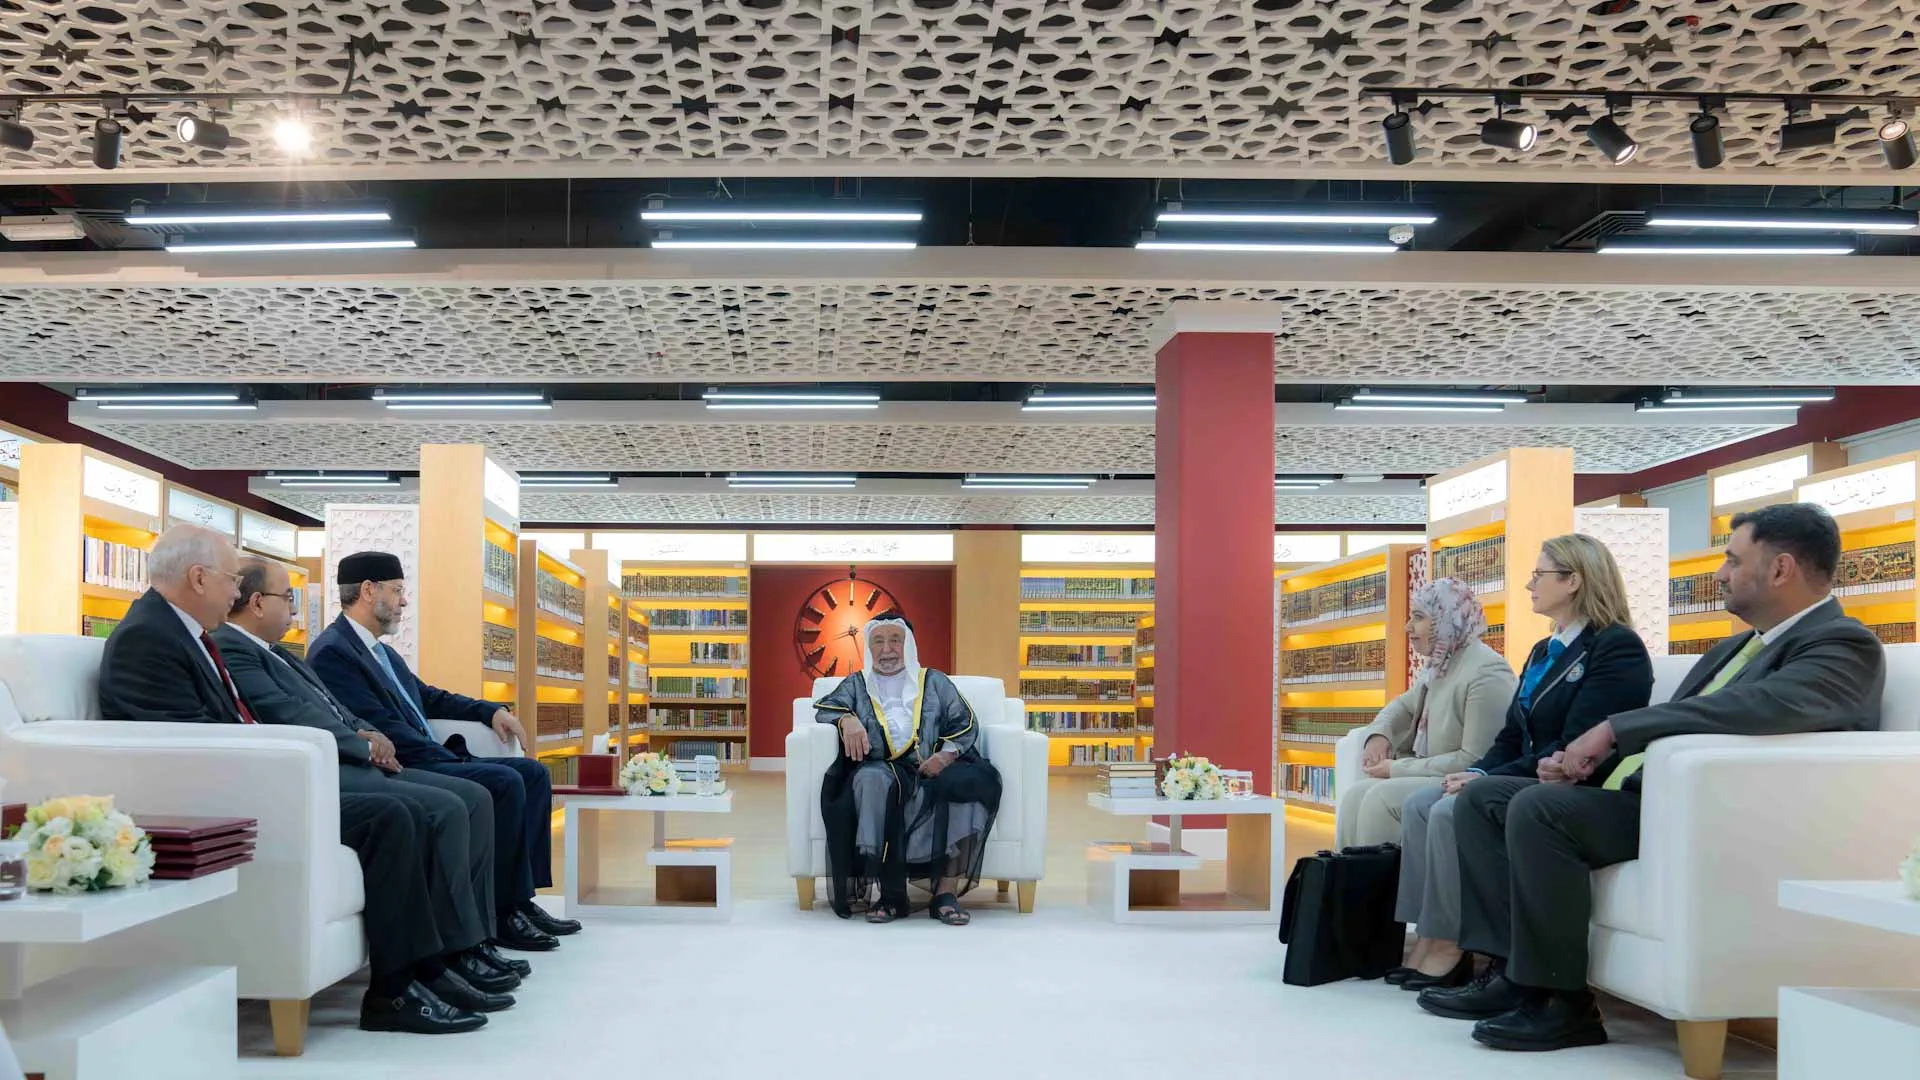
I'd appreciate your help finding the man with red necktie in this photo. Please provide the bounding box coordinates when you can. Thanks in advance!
[99,524,492,1035]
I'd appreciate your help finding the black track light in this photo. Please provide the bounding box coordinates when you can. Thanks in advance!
[1479,115,1536,152]
[91,117,122,170]
[1780,114,1843,153]
[175,114,230,150]
[1881,117,1918,171]
[0,116,30,153]
[1689,111,1724,169]
[1586,114,1638,164]
[1382,110,1416,165]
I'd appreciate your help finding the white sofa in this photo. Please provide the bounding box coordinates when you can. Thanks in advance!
[785,675,1047,913]
[0,635,360,1056]
[1335,641,1920,1079]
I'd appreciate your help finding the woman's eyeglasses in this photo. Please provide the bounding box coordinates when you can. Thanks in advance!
[1526,569,1574,585]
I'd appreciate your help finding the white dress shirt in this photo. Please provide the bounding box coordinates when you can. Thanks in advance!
[169,601,220,679]
[1758,595,1836,646]
[346,615,386,655]
[224,622,289,669]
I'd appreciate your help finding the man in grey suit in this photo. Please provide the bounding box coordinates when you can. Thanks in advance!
[215,556,534,1003]
[1424,502,1885,1053]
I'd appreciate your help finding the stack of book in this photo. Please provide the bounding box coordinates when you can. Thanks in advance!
[1098,761,1159,800]
[136,815,256,880]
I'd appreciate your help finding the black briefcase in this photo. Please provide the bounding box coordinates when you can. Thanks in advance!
[1277,843,1406,986]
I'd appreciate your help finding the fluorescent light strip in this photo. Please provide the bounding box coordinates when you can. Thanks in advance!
[1025,395,1156,405]
[1354,391,1528,405]
[1274,484,1328,492]
[519,475,614,483]
[268,473,391,482]
[729,483,857,490]
[520,481,620,488]
[704,403,883,411]
[1158,211,1438,226]
[374,392,546,403]
[78,392,240,403]
[1333,403,1506,414]
[703,392,881,402]
[1274,477,1339,484]
[730,475,858,484]
[1643,214,1916,232]
[1137,241,1401,253]
[1664,391,1835,404]
[962,483,1093,491]
[965,477,1097,486]
[642,210,921,223]
[131,210,392,226]
[92,403,258,411]
[1598,244,1854,256]
[164,238,417,253]
[382,403,553,411]
[651,240,917,251]
[275,480,403,488]
[1637,404,1803,414]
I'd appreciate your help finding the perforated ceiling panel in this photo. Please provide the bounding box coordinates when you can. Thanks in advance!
[6,282,1919,384]
[84,416,1776,476]
[0,1,1909,178]
[253,486,1429,527]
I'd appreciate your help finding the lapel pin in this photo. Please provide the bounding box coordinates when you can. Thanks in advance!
[1565,660,1585,684]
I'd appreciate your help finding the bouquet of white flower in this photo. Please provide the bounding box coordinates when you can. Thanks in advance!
[20,795,155,895]
[1160,754,1227,801]
[619,752,683,797]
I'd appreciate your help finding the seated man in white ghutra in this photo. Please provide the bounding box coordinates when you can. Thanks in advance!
[813,616,1003,925]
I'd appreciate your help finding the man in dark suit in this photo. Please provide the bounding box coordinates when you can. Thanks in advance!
[98,525,488,1035]
[1427,503,1886,1053]
[215,555,531,997]
[308,551,579,949]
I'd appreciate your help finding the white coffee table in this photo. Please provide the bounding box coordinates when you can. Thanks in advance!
[1777,880,1920,1078]
[1085,793,1285,924]
[561,791,734,921]
[0,870,238,1080]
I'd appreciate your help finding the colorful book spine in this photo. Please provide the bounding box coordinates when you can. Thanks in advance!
[1018,677,1134,702]
[81,536,150,592]
[623,574,746,600]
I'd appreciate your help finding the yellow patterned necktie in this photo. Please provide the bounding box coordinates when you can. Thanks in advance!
[1601,633,1766,791]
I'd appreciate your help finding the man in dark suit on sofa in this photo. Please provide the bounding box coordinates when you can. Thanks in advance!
[1426,503,1885,1058]
[308,551,579,949]
[97,524,490,1034]
[214,555,530,996]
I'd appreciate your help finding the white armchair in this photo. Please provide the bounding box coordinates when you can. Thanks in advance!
[0,635,364,1057]
[785,675,1047,913]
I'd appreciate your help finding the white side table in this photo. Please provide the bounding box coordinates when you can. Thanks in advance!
[562,792,734,921]
[1778,880,1920,1078]
[0,871,238,1080]
[1085,794,1285,924]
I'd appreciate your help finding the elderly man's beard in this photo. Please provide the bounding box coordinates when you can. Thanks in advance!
[874,656,904,676]
[371,594,402,635]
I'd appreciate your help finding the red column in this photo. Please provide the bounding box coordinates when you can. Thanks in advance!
[1155,332,1276,793]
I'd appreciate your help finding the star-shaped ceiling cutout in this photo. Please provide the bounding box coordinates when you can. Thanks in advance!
[827,93,855,112]
[1475,31,1515,52]
[1122,96,1151,113]
[663,27,705,53]
[347,32,387,58]
[536,96,565,115]
[508,30,541,53]
[1307,27,1357,54]
[1781,38,1828,60]
[1262,98,1301,120]
[678,96,712,116]
[389,99,431,121]
[1153,26,1189,49]
[987,26,1032,54]
[971,96,1004,117]
[1544,102,1590,123]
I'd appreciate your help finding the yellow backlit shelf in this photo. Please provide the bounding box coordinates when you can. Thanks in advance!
[79,582,144,604]
[647,628,749,638]
[1281,610,1390,636]
[1019,667,1135,678]
[481,588,516,609]
[1018,629,1138,639]
[649,727,749,737]
[1671,608,1736,627]
[1042,730,1149,739]
[650,697,748,706]
[1281,677,1387,695]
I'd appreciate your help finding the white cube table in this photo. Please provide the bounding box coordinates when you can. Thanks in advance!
[1085,794,1284,924]
[562,791,734,921]
[1778,880,1920,1079]
[0,870,238,1080]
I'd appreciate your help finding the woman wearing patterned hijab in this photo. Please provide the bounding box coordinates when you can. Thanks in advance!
[1335,578,1514,850]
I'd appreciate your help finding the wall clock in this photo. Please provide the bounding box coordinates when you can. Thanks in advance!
[794,570,905,679]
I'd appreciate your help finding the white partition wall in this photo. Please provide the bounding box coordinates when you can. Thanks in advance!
[0,503,15,635]
[1576,506,1671,656]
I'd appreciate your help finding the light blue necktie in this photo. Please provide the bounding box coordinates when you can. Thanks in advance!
[1518,637,1567,711]
[371,642,432,737]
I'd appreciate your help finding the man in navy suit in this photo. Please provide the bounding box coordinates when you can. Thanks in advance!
[309,551,580,951]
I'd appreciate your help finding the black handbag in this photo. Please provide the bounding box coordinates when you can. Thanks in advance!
[1277,842,1406,986]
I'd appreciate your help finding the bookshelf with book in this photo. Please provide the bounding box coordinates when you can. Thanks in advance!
[1275,544,1417,813]
[1796,451,1920,643]
[236,508,309,657]
[1705,443,1849,550]
[17,443,166,637]
[518,541,590,759]
[1017,554,1154,772]
[1424,448,1575,673]
[415,445,521,714]
[623,558,751,767]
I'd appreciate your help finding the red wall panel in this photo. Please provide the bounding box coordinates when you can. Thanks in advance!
[747,565,955,760]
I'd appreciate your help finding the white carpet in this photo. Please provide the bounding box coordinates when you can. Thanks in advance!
[235,900,1778,1079]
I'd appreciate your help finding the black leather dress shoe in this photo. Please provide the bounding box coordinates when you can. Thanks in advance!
[1383,966,1416,985]
[518,902,582,937]
[425,968,515,1013]
[1401,952,1474,992]
[359,981,488,1034]
[1472,990,1608,1052]
[494,910,559,952]
[449,950,521,993]
[476,941,532,978]
[1418,968,1530,1020]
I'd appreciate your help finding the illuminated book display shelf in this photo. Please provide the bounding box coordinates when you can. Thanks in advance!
[519,540,592,766]
[1424,448,1575,672]
[622,538,752,768]
[16,443,167,638]
[1796,452,1920,647]
[1275,544,1418,813]
[1017,549,1155,774]
[1669,444,1848,656]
